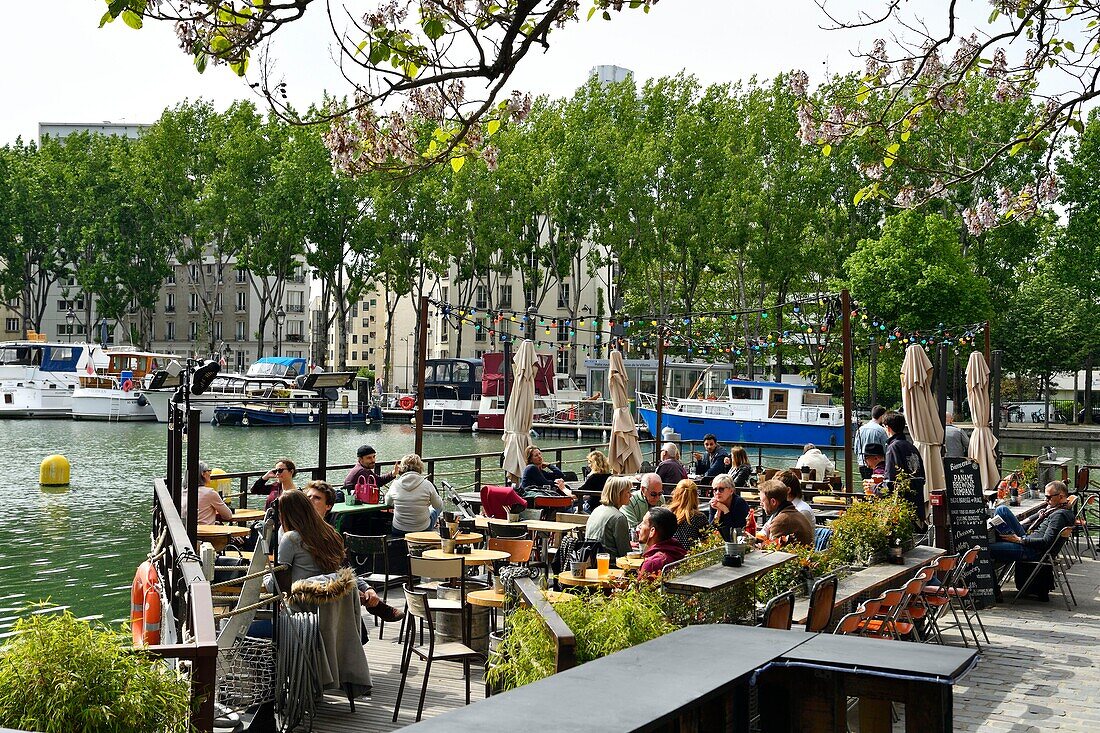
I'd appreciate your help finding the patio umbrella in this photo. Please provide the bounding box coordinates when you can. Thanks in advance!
[965,351,1000,493]
[501,340,536,481]
[608,349,643,474]
[900,344,946,505]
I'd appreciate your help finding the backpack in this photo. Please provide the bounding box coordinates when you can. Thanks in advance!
[354,473,379,505]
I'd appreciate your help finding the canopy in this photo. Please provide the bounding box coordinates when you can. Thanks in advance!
[900,344,946,507]
[965,351,1000,493]
[607,349,643,474]
[501,340,536,480]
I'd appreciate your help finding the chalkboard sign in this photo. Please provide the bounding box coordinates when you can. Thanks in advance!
[944,457,997,609]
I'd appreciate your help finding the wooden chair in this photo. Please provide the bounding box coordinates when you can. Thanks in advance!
[393,585,480,724]
[487,522,528,539]
[405,556,469,656]
[344,532,396,639]
[760,590,795,630]
[950,546,992,643]
[488,538,534,564]
[804,574,839,633]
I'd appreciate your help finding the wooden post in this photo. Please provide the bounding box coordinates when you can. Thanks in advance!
[869,343,878,409]
[415,295,429,456]
[841,290,854,493]
[316,398,328,480]
[502,336,512,416]
[937,344,949,449]
[991,350,1003,468]
[654,337,666,464]
[983,320,991,366]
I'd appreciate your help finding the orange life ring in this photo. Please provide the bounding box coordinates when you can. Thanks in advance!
[121,378,134,393]
[130,561,162,646]
[399,395,415,411]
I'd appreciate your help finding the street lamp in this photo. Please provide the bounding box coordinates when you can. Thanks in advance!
[65,308,75,344]
[274,306,286,357]
[525,305,536,341]
[401,336,411,392]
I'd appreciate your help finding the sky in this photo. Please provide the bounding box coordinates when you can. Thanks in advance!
[0,0,892,145]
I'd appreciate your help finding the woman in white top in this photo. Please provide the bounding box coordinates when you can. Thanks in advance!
[384,453,444,537]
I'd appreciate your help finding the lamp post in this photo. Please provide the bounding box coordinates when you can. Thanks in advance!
[525,305,536,341]
[65,308,75,344]
[274,306,286,357]
[401,336,411,392]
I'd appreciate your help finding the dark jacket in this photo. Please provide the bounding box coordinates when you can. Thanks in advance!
[884,434,926,522]
[1021,506,1074,553]
[765,503,814,546]
[656,459,688,486]
[577,472,611,494]
[694,447,730,481]
[713,495,750,540]
[342,463,395,494]
[728,464,752,488]
[520,463,566,494]
[639,538,688,576]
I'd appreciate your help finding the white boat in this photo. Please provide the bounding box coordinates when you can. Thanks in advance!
[141,356,309,424]
[0,341,105,418]
[72,350,178,421]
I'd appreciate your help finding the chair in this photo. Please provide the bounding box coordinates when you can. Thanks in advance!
[393,585,480,723]
[760,590,795,630]
[344,532,396,639]
[950,546,991,644]
[561,470,579,482]
[479,485,526,520]
[487,522,529,539]
[533,495,574,519]
[1012,527,1077,611]
[405,556,469,655]
[813,527,834,552]
[920,553,969,646]
[488,538,534,564]
[860,587,914,641]
[804,574,839,633]
[1073,493,1097,561]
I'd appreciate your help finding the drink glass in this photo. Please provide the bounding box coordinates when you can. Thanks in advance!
[596,553,611,576]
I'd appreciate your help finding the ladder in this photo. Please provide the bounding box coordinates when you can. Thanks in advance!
[109,397,122,422]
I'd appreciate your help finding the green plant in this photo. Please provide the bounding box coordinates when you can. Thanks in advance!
[826,487,917,566]
[1019,458,1038,486]
[0,608,190,732]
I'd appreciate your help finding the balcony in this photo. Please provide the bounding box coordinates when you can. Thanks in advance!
[286,333,304,343]
[286,304,304,313]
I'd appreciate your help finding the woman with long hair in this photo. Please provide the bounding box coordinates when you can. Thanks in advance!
[727,446,752,488]
[519,445,574,501]
[276,490,402,621]
[577,449,613,494]
[667,479,710,551]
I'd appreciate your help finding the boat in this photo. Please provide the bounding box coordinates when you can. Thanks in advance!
[141,356,308,424]
[211,379,364,427]
[71,350,179,421]
[636,376,846,445]
[0,340,105,418]
[475,351,590,431]
[381,357,484,430]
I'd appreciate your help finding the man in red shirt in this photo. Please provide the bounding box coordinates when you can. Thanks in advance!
[638,507,687,576]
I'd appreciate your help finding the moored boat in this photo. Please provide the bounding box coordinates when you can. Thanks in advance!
[212,381,364,427]
[72,350,178,421]
[0,340,105,418]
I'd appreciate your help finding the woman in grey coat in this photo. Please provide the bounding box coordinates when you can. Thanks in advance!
[384,453,444,537]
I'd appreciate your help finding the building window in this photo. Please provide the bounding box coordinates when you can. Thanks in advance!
[352,334,358,344]
[475,285,487,309]
[235,268,248,284]
[235,321,246,340]
[475,326,486,343]
[290,266,305,283]
[475,349,485,359]
[236,292,247,312]
[213,321,222,341]
[166,322,175,341]
[188,293,198,313]
[57,298,83,312]
[4,318,18,332]
[361,318,369,328]
[165,293,175,313]
[188,264,198,283]
[370,299,377,307]
[189,322,198,340]
[499,284,512,308]
[214,293,222,313]
[557,282,571,309]
[350,303,358,318]
[557,350,569,374]
[557,322,568,342]
[236,352,247,372]
[287,291,304,313]
[351,351,358,360]
[165,270,176,285]
[522,285,534,309]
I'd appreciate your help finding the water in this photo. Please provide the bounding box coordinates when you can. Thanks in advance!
[0,419,1095,634]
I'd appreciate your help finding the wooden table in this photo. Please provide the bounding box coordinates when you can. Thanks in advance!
[523,519,579,533]
[327,501,387,532]
[557,568,625,588]
[616,555,644,571]
[228,508,265,523]
[405,531,483,545]
[663,550,796,595]
[196,524,251,551]
[792,545,946,626]
[422,548,510,566]
[466,589,576,608]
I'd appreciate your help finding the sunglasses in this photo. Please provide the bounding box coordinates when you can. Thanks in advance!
[274,468,287,474]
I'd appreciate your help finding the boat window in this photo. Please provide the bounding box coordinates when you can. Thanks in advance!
[705,404,731,416]
[638,369,657,396]
[453,362,470,383]
[681,404,704,415]
[729,386,763,401]
[473,365,483,383]
[820,413,832,421]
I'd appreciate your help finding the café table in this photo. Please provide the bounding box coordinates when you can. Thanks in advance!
[662,550,796,595]
[327,500,387,533]
[422,548,510,566]
[466,588,576,609]
[557,568,625,588]
[197,524,252,552]
[227,508,265,524]
[616,555,644,571]
[405,531,483,546]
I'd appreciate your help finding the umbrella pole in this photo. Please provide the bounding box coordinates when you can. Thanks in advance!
[415,295,429,456]
[937,343,949,441]
[841,290,854,493]
[991,350,1003,469]
[655,339,666,464]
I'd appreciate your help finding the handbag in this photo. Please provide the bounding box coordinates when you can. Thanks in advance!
[354,473,379,505]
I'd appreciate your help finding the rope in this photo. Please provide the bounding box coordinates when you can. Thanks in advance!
[148,529,169,564]
[214,594,284,621]
[210,565,288,589]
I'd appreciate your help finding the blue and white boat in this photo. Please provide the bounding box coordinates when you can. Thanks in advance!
[636,378,846,446]
[0,341,105,418]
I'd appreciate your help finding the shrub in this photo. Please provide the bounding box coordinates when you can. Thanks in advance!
[0,609,190,733]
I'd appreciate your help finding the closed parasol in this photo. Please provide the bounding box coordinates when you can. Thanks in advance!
[901,344,946,506]
[501,340,536,481]
[607,349,643,474]
[965,351,1000,492]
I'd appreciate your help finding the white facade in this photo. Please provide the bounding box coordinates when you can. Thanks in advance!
[589,65,633,85]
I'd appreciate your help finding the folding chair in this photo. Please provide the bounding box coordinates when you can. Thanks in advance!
[860,588,914,641]
[760,590,795,630]
[949,546,991,646]
[920,553,971,647]
[1073,493,1097,561]
[1012,527,1077,611]
[833,597,882,636]
[804,574,839,633]
[1065,495,1083,565]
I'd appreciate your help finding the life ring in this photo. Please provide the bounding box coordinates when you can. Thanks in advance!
[121,379,134,393]
[241,415,250,427]
[130,561,162,646]
[399,396,415,411]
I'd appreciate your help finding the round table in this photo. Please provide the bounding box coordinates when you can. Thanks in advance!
[228,508,265,523]
[197,524,251,551]
[557,568,625,588]
[466,589,576,608]
[616,555,644,571]
[405,531,483,545]
[422,548,511,566]
[523,520,580,533]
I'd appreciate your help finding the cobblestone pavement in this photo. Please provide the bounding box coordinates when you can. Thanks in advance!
[951,546,1100,732]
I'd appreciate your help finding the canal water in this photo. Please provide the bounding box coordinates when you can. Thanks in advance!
[0,419,1095,634]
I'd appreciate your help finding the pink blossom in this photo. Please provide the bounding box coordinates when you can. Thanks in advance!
[788,70,809,99]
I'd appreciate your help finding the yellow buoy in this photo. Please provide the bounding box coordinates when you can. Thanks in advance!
[209,467,231,495]
[40,454,71,486]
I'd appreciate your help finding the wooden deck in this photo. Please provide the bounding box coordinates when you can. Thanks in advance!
[311,619,485,732]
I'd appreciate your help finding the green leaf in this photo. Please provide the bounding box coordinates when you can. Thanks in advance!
[856,86,869,104]
[1009,141,1025,156]
[821,144,832,157]
[210,35,231,55]
[900,130,911,142]
[886,142,900,155]
[99,10,115,27]
[424,18,446,41]
[229,56,249,76]
[854,186,871,205]
[404,60,419,78]
[121,9,143,29]
[356,39,368,56]
[883,156,894,168]
[602,10,611,20]
[487,119,501,136]
[1065,41,1075,52]
[587,6,597,20]
[194,53,208,73]
[450,156,466,173]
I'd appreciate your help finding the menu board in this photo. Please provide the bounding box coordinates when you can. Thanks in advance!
[944,457,997,609]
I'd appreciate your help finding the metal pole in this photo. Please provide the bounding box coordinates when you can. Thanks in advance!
[991,350,1003,467]
[415,295,429,456]
[937,343,949,451]
[502,337,512,416]
[186,407,201,552]
[841,290,854,492]
[316,398,328,480]
[983,320,991,367]
[869,343,878,409]
[654,337,666,464]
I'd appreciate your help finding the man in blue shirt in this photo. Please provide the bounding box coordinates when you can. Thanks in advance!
[691,434,729,485]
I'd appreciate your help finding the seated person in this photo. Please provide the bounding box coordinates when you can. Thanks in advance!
[989,481,1075,565]
[860,442,887,493]
[667,479,711,551]
[757,479,814,546]
[585,476,634,559]
[342,444,393,501]
[709,474,749,541]
[656,442,688,486]
[773,469,816,526]
[182,460,233,525]
[250,458,299,510]
[305,479,338,526]
[621,473,665,529]
[577,449,613,494]
[795,443,834,481]
[638,507,688,576]
[726,446,753,488]
[691,434,730,485]
[519,446,573,500]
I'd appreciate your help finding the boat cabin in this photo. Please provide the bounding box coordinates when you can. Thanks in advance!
[0,342,87,372]
[423,358,483,402]
[81,351,176,390]
[246,356,308,380]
